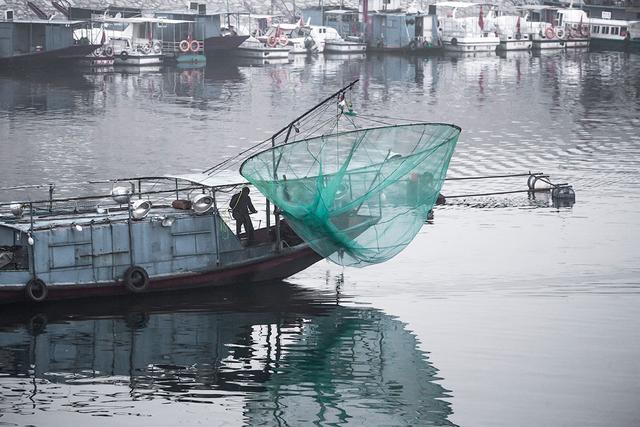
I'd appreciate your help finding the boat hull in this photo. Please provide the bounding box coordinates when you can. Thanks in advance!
[0,244,321,304]
[531,37,589,50]
[235,46,290,59]
[114,54,163,66]
[324,41,366,53]
[442,37,500,52]
[590,37,640,51]
[204,35,250,55]
[0,44,101,68]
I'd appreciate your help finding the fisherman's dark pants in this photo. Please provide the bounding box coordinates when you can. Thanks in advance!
[234,212,255,241]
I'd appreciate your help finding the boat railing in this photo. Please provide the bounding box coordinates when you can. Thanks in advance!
[0,177,255,226]
[161,40,204,55]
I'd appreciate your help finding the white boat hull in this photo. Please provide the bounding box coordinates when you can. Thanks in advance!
[235,46,290,59]
[324,40,367,53]
[531,37,589,50]
[497,36,532,51]
[442,36,500,52]
[114,54,163,66]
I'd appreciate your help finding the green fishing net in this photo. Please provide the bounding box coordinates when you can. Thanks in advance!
[240,123,461,267]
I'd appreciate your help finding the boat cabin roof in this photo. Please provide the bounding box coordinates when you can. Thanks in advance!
[96,17,193,24]
[1,19,88,25]
[435,2,481,8]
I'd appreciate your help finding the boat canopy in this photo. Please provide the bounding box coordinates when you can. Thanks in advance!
[96,17,193,24]
[435,2,480,8]
[5,19,89,25]
[240,123,460,267]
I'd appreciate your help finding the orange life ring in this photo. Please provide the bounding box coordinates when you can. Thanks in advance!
[190,40,199,52]
[277,35,288,47]
[545,27,555,39]
[179,40,190,52]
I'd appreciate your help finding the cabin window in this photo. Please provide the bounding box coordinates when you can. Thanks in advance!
[611,27,619,35]
[592,25,600,33]
[602,26,610,34]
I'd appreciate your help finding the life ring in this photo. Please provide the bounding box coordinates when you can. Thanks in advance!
[104,46,114,57]
[581,25,590,37]
[515,32,522,40]
[119,50,129,61]
[123,266,149,293]
[140,44,151,54]
[179,40,190,52]
[408,40,418,50]
[25,278,47,303]
[451,37,458,46]
[189,40,199,52]
[267,36,277,47]
[545,27,555,39]
[277,35,288,47]
[556,28,565,39]
[153,41,162,53]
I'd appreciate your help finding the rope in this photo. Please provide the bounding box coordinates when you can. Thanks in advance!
[446,172,543,181]
[445,189,535,199]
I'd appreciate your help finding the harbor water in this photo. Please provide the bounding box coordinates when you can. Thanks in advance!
[1,50,639,426]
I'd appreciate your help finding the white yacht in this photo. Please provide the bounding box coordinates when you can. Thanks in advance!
[435,1,500,53]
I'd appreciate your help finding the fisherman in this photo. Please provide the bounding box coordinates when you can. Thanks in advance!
[230,186,258,243]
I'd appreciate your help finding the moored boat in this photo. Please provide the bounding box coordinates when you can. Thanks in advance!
[436,2,500,53]
[324,36,366,53]
[0,19,101,69]
[236,36,290,59]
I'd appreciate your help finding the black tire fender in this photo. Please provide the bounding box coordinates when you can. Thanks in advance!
[25,278,48,303]
[123,266,149,293]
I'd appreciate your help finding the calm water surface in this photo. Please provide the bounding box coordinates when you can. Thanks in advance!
[0,50,639,426]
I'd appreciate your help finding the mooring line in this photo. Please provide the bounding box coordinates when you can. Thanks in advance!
[445,172,543,181]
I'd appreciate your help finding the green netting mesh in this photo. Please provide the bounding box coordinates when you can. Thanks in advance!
[240,123,461,267]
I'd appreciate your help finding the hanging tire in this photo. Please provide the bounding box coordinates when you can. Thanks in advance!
[451,37,458,46]
[408,40,418,50]
[120,51,129,61]
[25,278,48,303]
[545,27,555,39]
[123,266,149,293]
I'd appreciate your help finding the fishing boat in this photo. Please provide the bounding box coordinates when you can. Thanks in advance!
[97,17,169,66]
[324,35,366,53]
[260,21,337,54]
[0,18,101,68]
[521,5,590,50]
[435,2,500,53]
[0,81,460,304]
[235,36,290,59]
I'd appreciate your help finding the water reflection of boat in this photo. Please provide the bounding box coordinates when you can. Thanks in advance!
[0,282,455,425]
